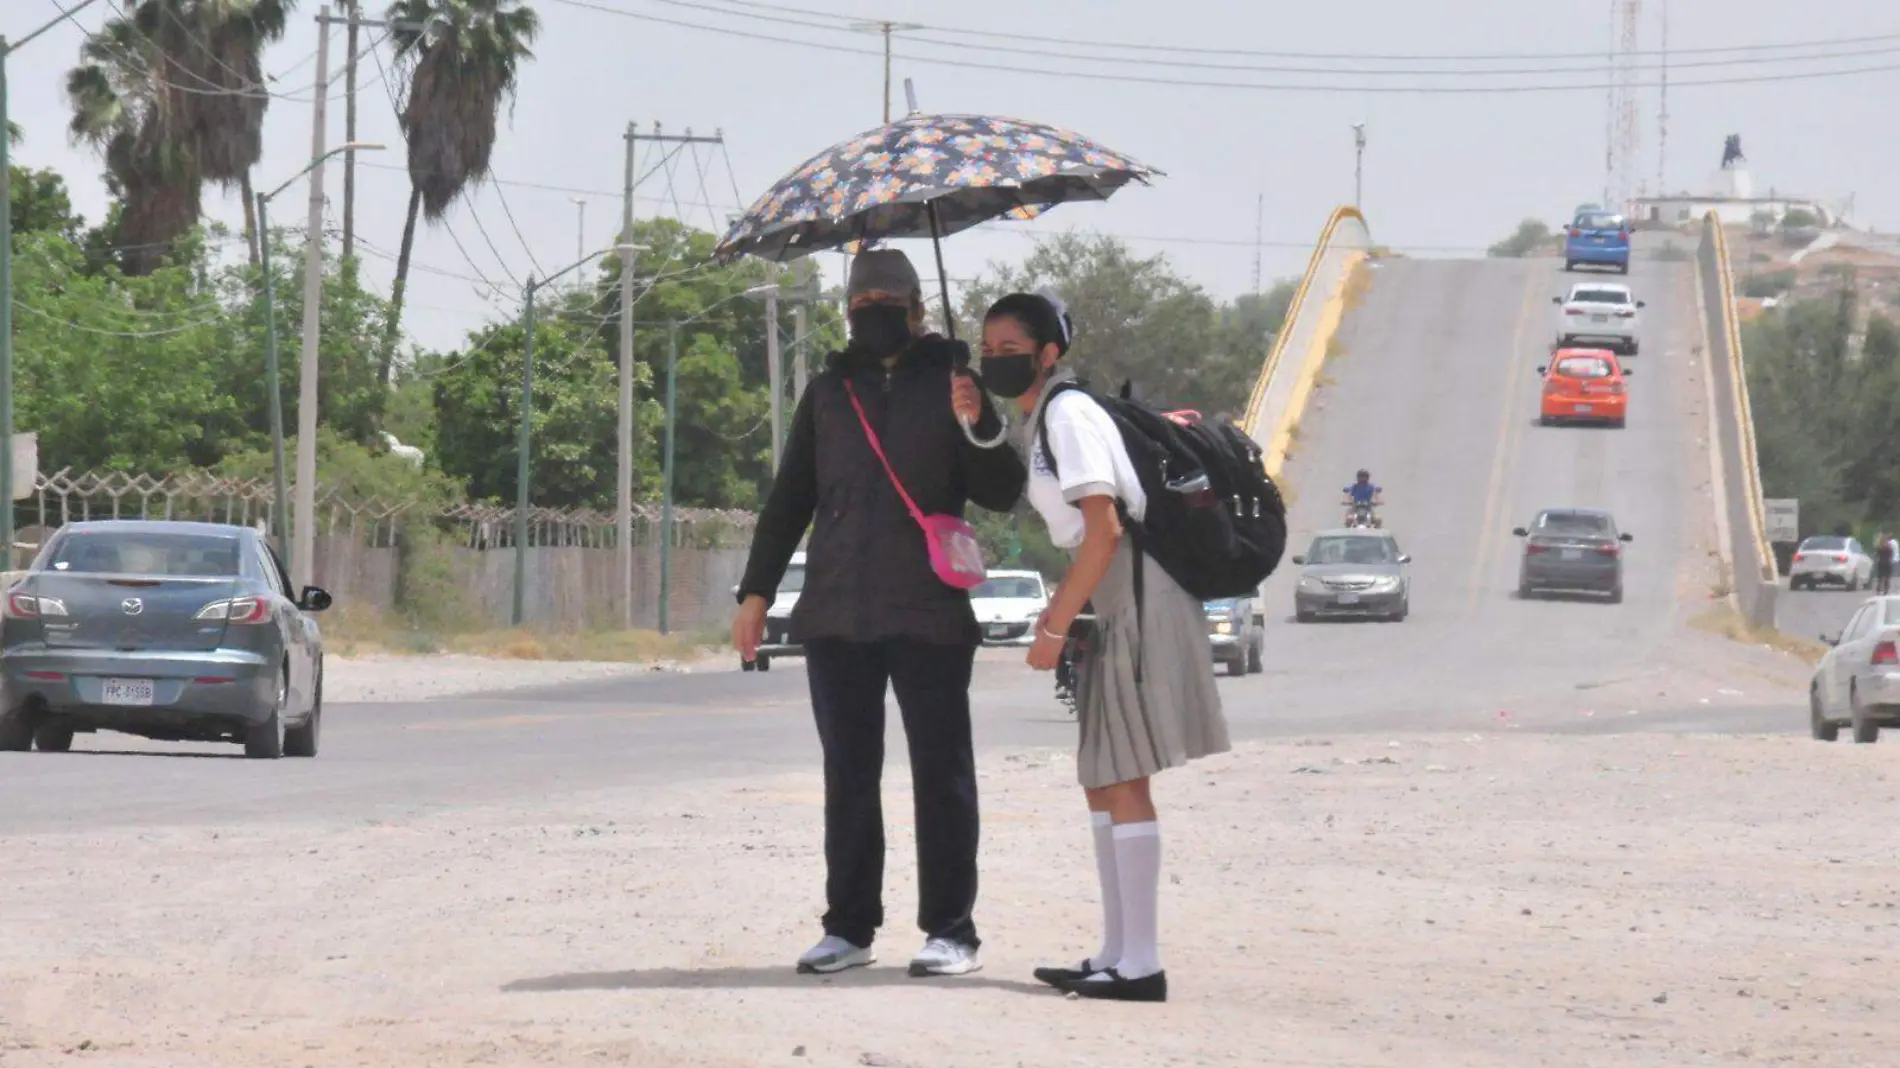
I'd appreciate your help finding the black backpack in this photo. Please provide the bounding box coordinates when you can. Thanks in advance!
[1035,379,1288,603]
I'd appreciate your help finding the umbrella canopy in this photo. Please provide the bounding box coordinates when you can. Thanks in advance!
[713,113,1161,265]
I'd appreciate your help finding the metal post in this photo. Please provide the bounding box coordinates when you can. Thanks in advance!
[1352,123,1366,209]
[256,194,292,558]
[659,323,678,635]
[0,42,14,560]
[764,283,782,471]
[512,278,539,627]
[792,297,809,407]
[617,122,636,630]
[881,24,893,124]
[292,6,333,592]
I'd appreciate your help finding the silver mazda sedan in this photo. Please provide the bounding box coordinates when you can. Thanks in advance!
[0,520,332,758]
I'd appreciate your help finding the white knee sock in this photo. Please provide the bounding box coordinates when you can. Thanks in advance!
[1088,812,1122,971]
[1111,820,1163,979]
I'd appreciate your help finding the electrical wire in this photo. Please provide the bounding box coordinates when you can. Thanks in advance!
[660,0,1900,63]
[542,0,1900,93]
[490,169,548,279]
[12,299,230,337]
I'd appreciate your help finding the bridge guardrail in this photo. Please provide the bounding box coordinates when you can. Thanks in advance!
[1241,206,1373,481]
[1696,213,1779,628]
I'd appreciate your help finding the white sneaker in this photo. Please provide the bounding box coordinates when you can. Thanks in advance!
[796,935,874,974]
[908,937,982,977]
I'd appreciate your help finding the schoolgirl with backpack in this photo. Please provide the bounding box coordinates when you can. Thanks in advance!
[955,289,1287,1003]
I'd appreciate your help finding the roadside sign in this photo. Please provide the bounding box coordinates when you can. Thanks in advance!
[1763,498,1798,542]
[11,433,35,501]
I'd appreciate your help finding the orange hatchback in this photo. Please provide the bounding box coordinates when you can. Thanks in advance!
[1537,348,1631,428]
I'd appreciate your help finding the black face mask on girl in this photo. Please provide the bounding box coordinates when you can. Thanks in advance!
[846,304,914,358]
[978,353,1041,399]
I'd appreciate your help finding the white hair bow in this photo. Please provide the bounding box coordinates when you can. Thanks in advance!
[1034,286,1073,346]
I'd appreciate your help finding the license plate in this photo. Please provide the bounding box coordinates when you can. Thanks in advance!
[1575,404,1593,413]
[1337,593,1360,605]
[1560,548,1583,560]
[101,677,155,706]
[986,624,1009,636]
[1591,314,1608,323]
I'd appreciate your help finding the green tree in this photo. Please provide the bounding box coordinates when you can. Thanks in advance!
[384,0,542,361]
[1487,219,1553,258]
[8,165,83,240]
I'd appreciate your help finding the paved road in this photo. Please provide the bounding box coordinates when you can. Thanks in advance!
[1776,585,1871,645]
[0,246,1797,835]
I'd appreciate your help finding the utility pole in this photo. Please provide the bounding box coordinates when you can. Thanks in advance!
[1251,192,1263,293]
[617,123,637,630]
[1351,123,1366,210]
[615,123,722,629]
[292,5,334,592]
[792,291,810,406]
[572,198,586,278]
[1656,0,1670,197]
[0,0,108,562]
[851,19,923,124]
[341,0,359,262]
[659,323,679,635]
[764,282,782,470]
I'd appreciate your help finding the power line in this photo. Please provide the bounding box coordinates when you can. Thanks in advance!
[665,0,1900,62]
[544,0,1900,93]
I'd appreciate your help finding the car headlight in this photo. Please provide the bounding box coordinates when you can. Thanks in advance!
[1212,620,1233,635]
[1298,576,1325,592]
[1367,576,1400,592]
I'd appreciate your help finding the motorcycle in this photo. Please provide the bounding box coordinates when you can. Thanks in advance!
[1344,500,1382,529]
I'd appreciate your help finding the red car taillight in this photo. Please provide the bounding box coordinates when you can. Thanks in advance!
[1615,309,1636,318]
[194,597,270,624]
[1874,640,1898,666]
[1568,227,1581,238]
[5,593,67,618]
[1835,555,1849,564]
[1595,544,1621,557]
[1793,553,1805,562]
[1618,229,1630,240]
[1565,307,1584,316]
[1526,544,1549,554]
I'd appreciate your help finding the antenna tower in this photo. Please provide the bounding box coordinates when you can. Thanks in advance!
[1609,0,1643,212]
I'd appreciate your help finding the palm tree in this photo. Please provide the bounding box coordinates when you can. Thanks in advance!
[141,0,293,267]
[382,0,540,374]
[65,11,204,276]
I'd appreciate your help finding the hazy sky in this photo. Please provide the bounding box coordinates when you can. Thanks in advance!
[7,0,1894,353]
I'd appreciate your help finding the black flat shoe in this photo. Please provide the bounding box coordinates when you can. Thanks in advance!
[1059,967,1168,1002]
[1032,960,1095,988]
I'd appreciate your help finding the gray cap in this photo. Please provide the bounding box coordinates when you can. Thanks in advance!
[846,249,921,298]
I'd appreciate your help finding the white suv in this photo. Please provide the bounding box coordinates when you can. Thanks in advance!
[1553,282,1645,355]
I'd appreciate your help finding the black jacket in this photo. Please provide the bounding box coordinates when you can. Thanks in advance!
[737,334,1027,646]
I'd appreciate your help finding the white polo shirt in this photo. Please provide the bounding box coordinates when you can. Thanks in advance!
[1026,390,1147,549]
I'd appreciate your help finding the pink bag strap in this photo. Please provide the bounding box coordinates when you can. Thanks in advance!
[844,382,928,527]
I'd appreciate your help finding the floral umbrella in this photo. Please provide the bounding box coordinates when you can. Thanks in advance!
[714,112,1160,272]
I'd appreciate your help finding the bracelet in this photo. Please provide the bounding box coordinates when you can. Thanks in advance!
[1040,625,1067,642]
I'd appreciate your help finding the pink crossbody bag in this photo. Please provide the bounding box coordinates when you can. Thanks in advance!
[844,382,989,591]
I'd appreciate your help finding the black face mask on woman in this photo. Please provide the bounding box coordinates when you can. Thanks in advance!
[846,304,913,358]
[977,353,1041,399]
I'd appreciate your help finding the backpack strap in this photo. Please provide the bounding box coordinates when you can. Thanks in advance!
[1033,378,1086,481]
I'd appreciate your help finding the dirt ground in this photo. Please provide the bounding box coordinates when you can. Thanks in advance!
[2,730,1895,1068]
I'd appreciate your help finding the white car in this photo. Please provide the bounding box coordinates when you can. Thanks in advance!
[1552,282,1645,355]
[971,570,1049,646]
[1810,594,1900,743]
[1789,535,1874,591]
[740,551,805,672]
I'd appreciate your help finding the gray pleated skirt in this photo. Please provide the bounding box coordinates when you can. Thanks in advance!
[1073,540,1233,788]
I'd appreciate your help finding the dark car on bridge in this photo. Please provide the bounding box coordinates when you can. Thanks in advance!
[0,520,332,758]
[1514,508,1633,602]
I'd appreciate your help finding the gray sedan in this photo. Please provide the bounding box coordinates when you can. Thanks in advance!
[0,520,332,758]
[1514,508,1633,602]
[1291,530,1412,622]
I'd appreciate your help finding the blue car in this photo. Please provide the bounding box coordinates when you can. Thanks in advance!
[0,520,333,758]
[1564,210,1630,274]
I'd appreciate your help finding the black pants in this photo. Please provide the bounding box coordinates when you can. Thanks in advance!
[804,637,980,950]
[1879,561,1892,594]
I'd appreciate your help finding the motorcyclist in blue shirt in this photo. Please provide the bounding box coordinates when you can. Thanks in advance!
[1341,469,1383,527]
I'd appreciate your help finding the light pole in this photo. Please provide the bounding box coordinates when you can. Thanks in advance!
[1352,122,1366,209]
[743,281,785,471]
[849,19,923,124]
[512,245,634,627]
[1,0,109,562]
[256,142,384,562]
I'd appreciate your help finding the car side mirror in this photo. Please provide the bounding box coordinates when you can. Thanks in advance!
[1397,554,1412,564]
[1821,634,1838,647]
[1636,300,1647,308]
[1551,296,1562,305]
[1536,365,1548,375]
[1512,527,1529,537]
[1290,555,1306,565]
[1619,532,1634,542]
[298,585,333,612]
[1621,367,1634,374]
